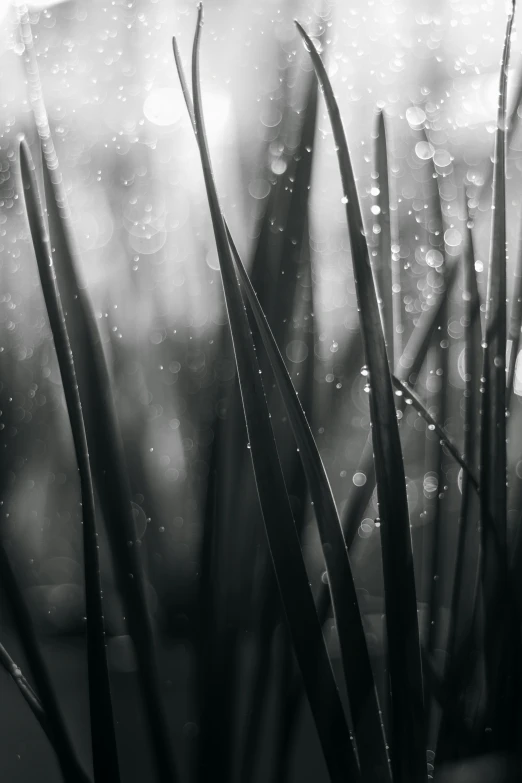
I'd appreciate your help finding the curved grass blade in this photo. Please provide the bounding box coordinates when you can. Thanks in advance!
[479,56,522,207]
[17,8,179,780]
[391,376,479,493]
[338,246,462,560]
[296,21,426,782]
[417,130,450,665]
[175,36,256,782]
[225,227,391,782]
[173,9,358,782]
[479,0,517,752]
[374,110,394,364]
[239,74,319,783]
[507,206,522,402]
[0,543,91,783]
[0,642,53,748]
[436,207,483,764]
[446,211,481,658]
[313,256,464,652]
[35,107,180,783]
[20,140,120,783]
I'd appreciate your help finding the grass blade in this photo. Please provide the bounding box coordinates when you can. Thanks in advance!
[391,376,479,492]
[17,6,180,778]
[173,9,358,782]
[479,0,517,753]
[19,140,120,783]
[226,228,391,781]
[39,113,180,783]
[239,72,318,783]
[296,21,427,782]
[0,642,53,748]
[339,253,462,555]
[374,110,395,364]
[436,207,483,764]
[0,542,91,783]
[507,208,522,402]
[417,129,450,665]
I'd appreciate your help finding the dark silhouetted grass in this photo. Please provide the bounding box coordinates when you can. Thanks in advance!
[296,20,426,782]
[20,139,120,783]
[173,8,358,782]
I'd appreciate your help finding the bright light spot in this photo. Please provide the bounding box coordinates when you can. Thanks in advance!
[444,228,461,247]
[415,141,434,160]
[143,89,231,141]
[433,149,452,168]
[143,88,184,127]
[426,249,443,268]
[406,106,426,128]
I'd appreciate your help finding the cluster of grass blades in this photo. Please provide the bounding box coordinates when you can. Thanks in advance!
[2,1,522,782]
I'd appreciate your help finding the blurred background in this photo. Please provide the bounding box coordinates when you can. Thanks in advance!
[0,0,522,781]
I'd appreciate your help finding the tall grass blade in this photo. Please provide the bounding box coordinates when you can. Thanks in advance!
[0,641,53,749]
[225,228,391,781]
[374,110,394,364]
[39,121,180,783]
[296,21,426,782]
[338,254,462,556]
[0,542,91,783]
[417,130,450,664]
[173,9,358,782]
[436,208,482,764]
[19,139,120,783]
[479,1,517,752]
[391,376,478,492]
[507,207,522,402]
[195,417,234,783]
[239,72,319,783]
[17,6,180,778]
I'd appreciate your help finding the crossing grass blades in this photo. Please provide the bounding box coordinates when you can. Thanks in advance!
[1,1,522,781]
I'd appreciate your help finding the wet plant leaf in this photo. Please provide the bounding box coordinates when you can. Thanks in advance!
[20,139,120,783]
[173,9,358,781]
[296,20,426,783]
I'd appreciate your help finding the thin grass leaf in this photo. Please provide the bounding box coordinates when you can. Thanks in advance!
[310,256,465,672]
[479,0,517,752]
[17,8,180,779]
[174,40,248,783]
[339,252,462,558]
[391,376,479,492]
[184,43,384,783]
[507,206,522,402]
[0,642,52,747]
[19,139,120,783]
[479,59,522,207]
[436,206,483,765]
[446,210,481,655]
[417,129,451,665]
[239,72,319,783]
[173,9,358,782]
[374,110,394,364]
[505,68,522,403]
[38,116,181,783]
[0,542,91,783]
[225,228,391,782]
[195,415,237,783]
[296,21,426,782]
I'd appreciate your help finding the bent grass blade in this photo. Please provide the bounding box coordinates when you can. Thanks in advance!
[296,20,427,783]
[173,9,359,782]
[20,139,120,783]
